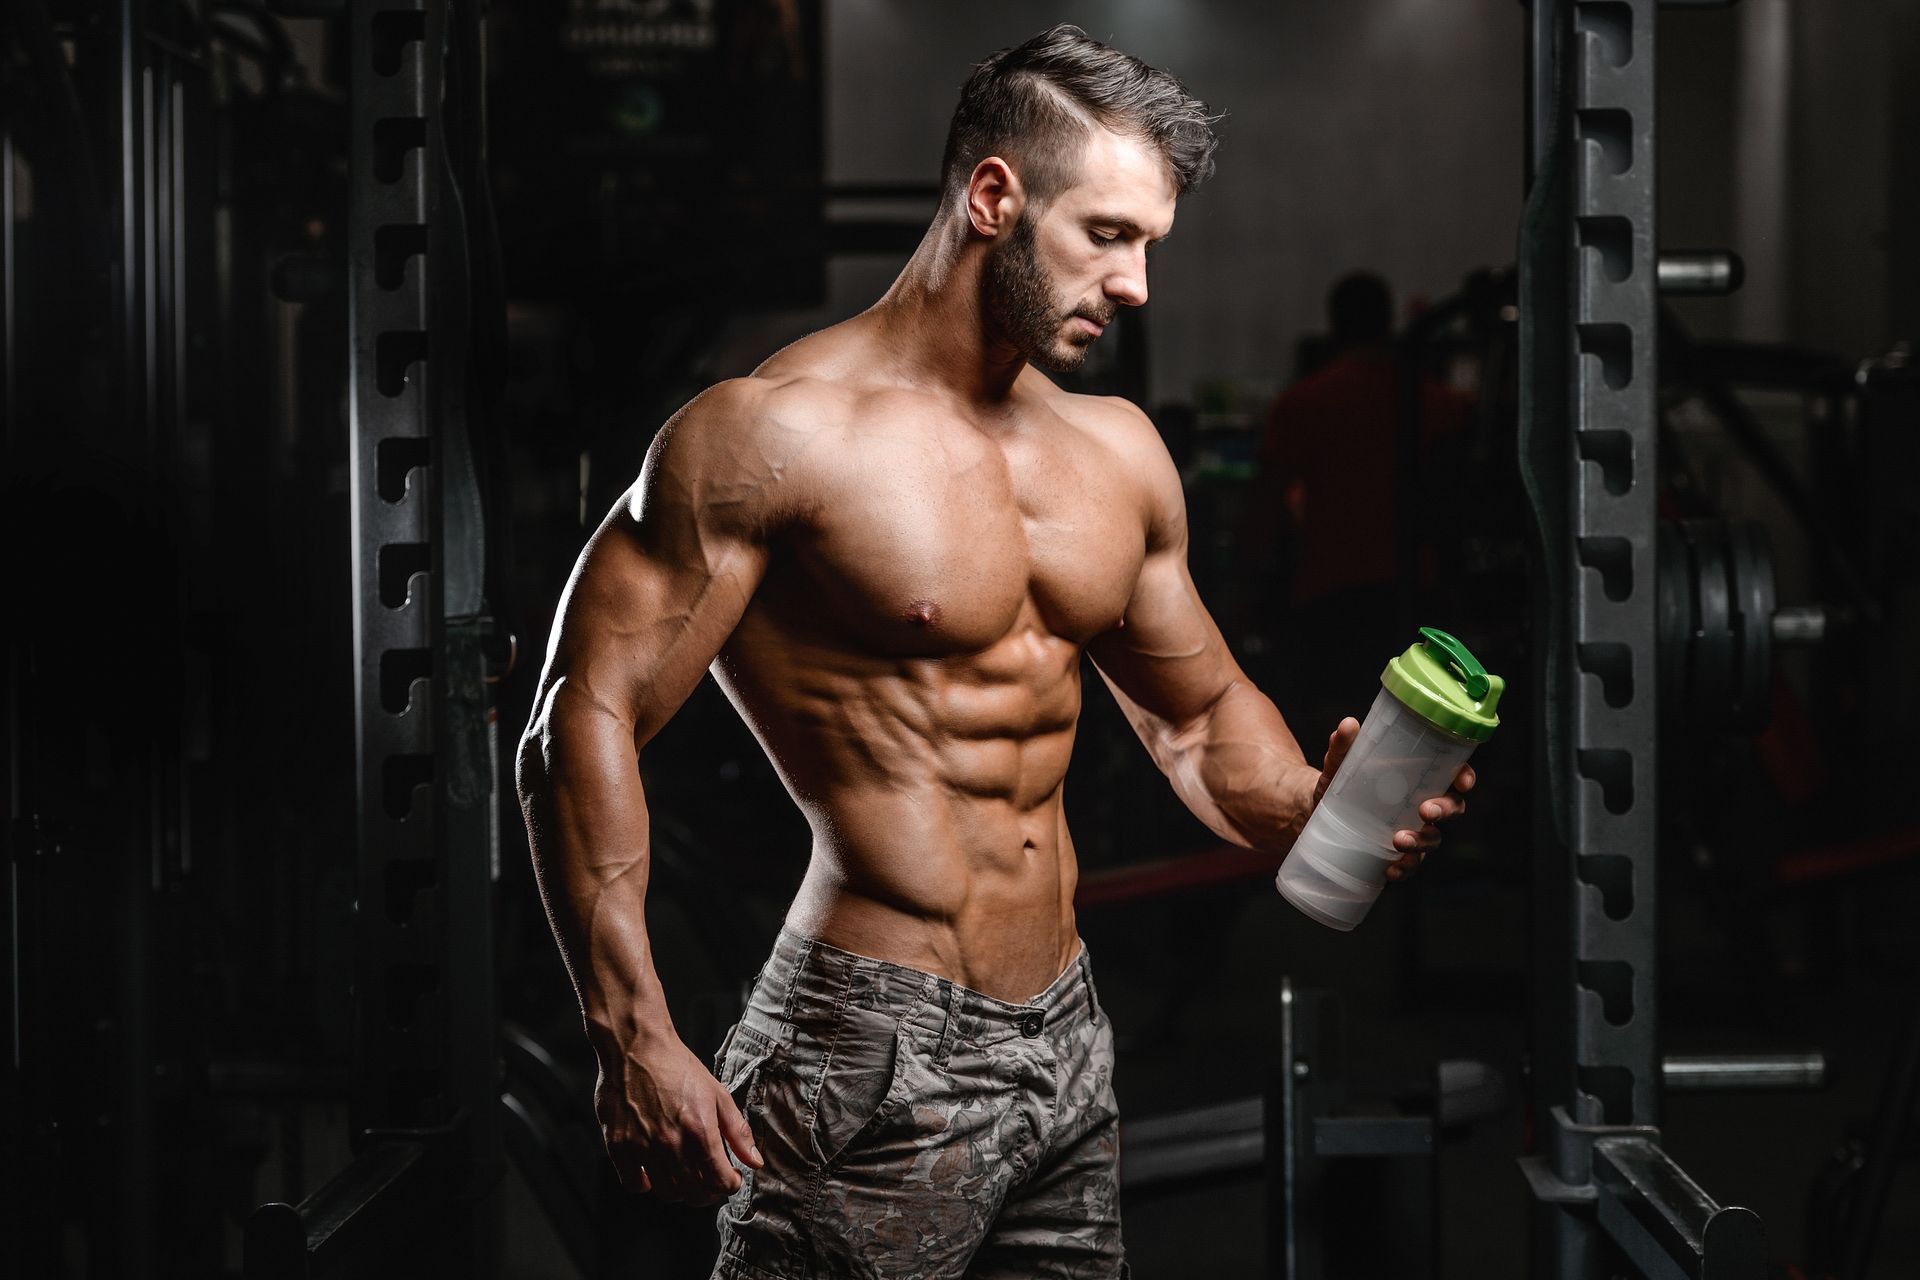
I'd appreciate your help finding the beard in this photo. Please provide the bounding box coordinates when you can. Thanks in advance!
[984,215,1114,374]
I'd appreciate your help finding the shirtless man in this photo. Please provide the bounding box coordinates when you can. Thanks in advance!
[517,25,1474,1280]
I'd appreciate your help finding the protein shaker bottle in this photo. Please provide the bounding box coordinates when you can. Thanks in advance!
[1276,627,1503,932]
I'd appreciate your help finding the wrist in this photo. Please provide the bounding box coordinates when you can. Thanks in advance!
[582,998,677,1060]
[1284,763,1321,837]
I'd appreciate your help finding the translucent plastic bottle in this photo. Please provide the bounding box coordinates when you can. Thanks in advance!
[1276,627,1504,932]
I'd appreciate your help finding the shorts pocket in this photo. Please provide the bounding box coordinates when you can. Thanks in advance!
[716,1026,782,1230]
[718,1024,780,1119]
[808,1011,911,1168]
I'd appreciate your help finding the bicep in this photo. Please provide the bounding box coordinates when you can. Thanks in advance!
[1087,544,1241,736]
[1085,401,1245,732]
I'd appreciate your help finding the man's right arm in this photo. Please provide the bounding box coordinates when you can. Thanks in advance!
[515,377,800,1204]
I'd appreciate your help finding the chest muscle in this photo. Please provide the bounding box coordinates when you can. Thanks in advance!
[791,426,1142,654]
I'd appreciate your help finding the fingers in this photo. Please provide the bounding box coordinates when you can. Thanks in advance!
[717,1091,764,1170]
[692,1104,745,1203]
[1392,824,1442,853]
[1417,793,1468,823]
[1388,772,1478,878]
[1387,822,1441,880]
[1386,834,1430,878]
[661,1118,742,1206]
[1324,717,1359,759]
[603,1130,652,1193]
[603,1121,740,1206]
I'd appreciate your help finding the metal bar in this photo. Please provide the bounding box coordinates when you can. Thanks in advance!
[120,0,142,452]
[1592,1137,1765,1280]
[1121,1105,1265,1193]
[1526,0,1559,185]
[348,0,444,1145]
[1562,0,1664,1130]
[1891,6,1920,342]
[1124,1095,1263,1151]
[1268,976,1299,1279]
[143,62,159,483]
[244,1141,428,1280]
[1123,1092,1451,1189]
[1656,251,1744,296]
[1521,5,1685,1276]
[1660,1052,1826,1091]
[1769,607,1825,646]
[3,126,14,455]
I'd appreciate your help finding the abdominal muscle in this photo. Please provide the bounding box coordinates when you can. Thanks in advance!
[712,612,1089,1004]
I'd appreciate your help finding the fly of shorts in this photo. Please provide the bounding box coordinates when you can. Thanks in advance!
[709,929,1127,1280]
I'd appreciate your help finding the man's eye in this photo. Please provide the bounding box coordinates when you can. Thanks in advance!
[1090,232,1118,246]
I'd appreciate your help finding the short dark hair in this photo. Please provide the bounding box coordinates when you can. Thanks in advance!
[1327,272,1393,345]
[940,24,1220,207]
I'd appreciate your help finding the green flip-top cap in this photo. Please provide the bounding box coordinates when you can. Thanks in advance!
[1379,627,1504,742]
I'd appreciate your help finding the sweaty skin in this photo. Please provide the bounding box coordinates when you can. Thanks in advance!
[516,128,1473,1208]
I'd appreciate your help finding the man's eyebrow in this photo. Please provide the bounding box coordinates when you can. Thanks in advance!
[1087,214,1171,244]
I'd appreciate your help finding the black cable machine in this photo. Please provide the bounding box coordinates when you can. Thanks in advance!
[1517,2,1771,1276]
[245,1,505,1273]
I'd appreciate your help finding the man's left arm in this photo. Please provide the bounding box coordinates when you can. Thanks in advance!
[1084,403,1470,874]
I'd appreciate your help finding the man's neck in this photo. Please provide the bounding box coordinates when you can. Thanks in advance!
[867,214,1030,407]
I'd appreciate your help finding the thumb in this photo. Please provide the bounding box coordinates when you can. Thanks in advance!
[1317,718,1360,798]
[717,1090,763,1169]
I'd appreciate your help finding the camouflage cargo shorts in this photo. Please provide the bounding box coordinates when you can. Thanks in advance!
[709,929,1128,1280]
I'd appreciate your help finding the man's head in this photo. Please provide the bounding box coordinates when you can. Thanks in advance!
[1326,272,1394,349]
[943,25,1219,373]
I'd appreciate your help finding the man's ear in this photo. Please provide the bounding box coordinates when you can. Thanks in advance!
[965,156,1026,238]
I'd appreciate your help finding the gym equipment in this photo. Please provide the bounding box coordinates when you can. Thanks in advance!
[1117,978,1825,1278]
[1518,2,1785,1276]
[1656,518,1828,735]
[1119,978,1501,1278]
[246,2,505,1273]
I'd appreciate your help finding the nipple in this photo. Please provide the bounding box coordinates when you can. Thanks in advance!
[906,599,941,627]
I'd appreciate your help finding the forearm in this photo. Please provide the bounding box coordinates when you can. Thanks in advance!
[517,678,677,1055]
[1159,680,1319,853]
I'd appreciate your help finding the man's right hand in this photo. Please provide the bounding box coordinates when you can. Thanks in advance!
[593,1034,764,1206]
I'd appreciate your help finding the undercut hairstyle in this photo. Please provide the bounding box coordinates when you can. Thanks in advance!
[940,24,1221,208]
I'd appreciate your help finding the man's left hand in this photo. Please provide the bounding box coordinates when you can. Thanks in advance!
[1315,717,1477,882]
[1388,760,1473,882]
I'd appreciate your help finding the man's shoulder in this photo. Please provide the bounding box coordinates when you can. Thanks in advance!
[636,374,854,538]
[1045,388,1174,477]
[657,372,848,466]
[1036,387,1184,537]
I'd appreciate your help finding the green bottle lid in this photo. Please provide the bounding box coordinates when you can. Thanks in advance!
[1379,627,1505,742]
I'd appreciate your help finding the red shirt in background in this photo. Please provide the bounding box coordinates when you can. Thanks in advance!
[1259,344,1473,607]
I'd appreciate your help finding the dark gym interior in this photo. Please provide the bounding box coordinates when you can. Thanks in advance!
[6,2,1920,1277]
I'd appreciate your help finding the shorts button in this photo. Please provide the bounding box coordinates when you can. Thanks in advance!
[1018,1011,1043,1038]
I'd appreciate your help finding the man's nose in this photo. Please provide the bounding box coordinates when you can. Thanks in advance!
[1104,251,1149,307]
